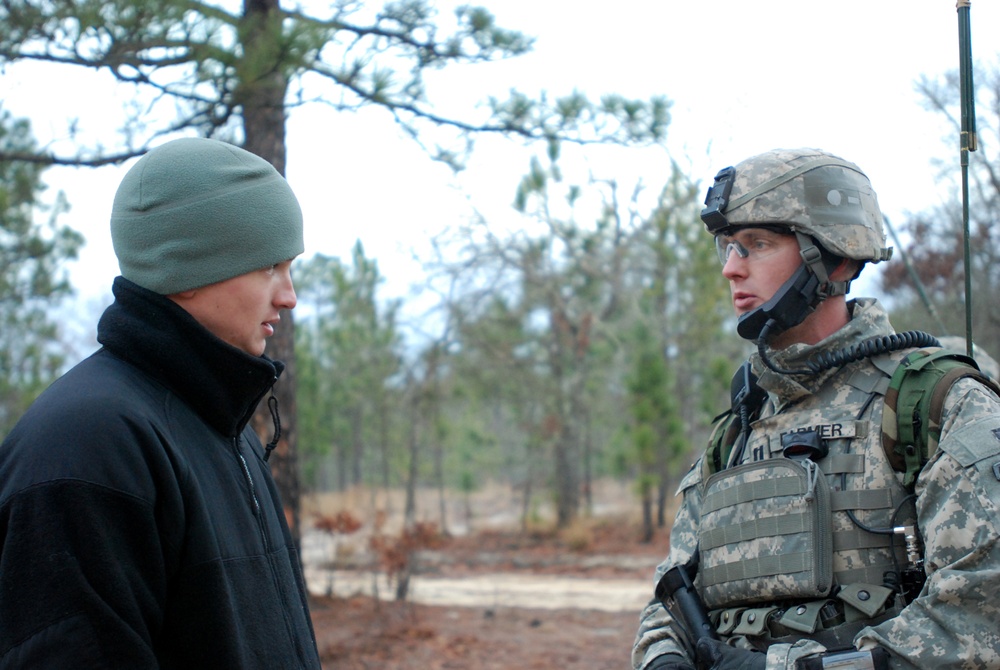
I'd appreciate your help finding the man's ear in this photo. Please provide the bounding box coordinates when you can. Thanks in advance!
[831,259,862,282]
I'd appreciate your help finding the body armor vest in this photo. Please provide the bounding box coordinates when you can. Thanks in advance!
[696,352,915,646]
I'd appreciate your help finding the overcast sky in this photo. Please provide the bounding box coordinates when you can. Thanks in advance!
[6,0,999,329]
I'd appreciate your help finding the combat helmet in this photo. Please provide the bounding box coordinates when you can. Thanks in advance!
[702,147,893,264]
[700,148,894,342]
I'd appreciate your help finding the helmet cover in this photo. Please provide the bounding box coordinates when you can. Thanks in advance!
[701,148,892,264]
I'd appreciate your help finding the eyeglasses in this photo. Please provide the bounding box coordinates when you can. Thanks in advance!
[714,229,790,265]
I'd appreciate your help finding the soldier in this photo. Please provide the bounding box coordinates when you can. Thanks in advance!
[632,148,1000,669]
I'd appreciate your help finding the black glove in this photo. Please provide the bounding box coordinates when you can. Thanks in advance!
[695,638,766,670]
[647,653,696,670]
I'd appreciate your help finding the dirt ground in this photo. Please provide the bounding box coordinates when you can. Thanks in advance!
[307,513,669,669]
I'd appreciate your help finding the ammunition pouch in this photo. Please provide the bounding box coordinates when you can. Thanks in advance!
[700,458,833,609]
[711,585,903,650]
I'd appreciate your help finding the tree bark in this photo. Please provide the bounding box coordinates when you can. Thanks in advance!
[240,0,301,546]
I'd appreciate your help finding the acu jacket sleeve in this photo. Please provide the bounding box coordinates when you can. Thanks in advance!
[632,463,704,669]
[856,381,1000,669]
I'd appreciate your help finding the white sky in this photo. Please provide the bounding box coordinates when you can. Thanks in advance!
[5,0,999,335]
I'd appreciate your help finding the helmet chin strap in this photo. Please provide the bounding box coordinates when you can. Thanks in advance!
[736,233,849,343]
[793,232,851,299]
[736,264,819,341]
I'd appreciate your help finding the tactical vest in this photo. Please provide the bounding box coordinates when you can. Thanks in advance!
[691,349,990,648]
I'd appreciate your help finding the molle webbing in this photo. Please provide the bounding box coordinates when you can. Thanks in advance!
[819,453,864,474]
[699,459,832,609]
[701,511,813,550]
[829,480,909,587]
[703,550,817,587]
[824,453,909,588]
[832,488,892,510]
[701,475,805,513]
[699,456,910,609]
[829,483,908,584]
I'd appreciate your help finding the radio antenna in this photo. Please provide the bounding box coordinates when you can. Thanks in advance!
[957,0,976,356]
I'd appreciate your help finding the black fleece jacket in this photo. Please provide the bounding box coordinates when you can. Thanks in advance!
[0,277,321,669]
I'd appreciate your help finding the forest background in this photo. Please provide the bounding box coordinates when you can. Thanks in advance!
[3,0,1000,549]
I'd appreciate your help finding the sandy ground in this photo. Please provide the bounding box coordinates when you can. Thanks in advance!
[311,595,644,670]
[301,483,673,669]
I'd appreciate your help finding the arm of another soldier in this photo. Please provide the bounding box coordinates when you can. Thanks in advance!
[632,463,704,669]
[855,377,1000,668]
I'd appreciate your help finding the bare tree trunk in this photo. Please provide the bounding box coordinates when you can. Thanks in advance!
[520,474,534,533]
[241,0,301,546]
[554,427,580,527]
[641,486,654,543]
[350,408,363,486]
[463,487,473,532]
[426,371,449,536]
[656,478,668,528]
[435,439,449,536]
[335,437,348,491]
[655,439,669,528]
[403,388,420,530]
[548,310,578,528]
[377,393,393,519]
[395,384,422,602]
[582,411,593,516]
[394,569,411,602]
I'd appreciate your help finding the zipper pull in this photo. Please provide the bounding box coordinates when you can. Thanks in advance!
[803,459,819,502]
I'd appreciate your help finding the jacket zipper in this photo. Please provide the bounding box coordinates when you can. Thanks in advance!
[233,435,307,663]
[233,436,270,553]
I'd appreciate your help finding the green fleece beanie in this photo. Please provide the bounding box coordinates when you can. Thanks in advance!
[111,137,304,294]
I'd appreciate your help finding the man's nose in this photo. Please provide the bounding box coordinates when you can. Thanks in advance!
[277,270,297,310]
[722,249,749,278]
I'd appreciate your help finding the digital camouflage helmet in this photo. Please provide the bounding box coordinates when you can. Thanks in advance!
[700,148,894,341]
[702,147,893,263]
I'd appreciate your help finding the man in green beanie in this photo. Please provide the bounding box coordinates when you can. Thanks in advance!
[0,137,322,668]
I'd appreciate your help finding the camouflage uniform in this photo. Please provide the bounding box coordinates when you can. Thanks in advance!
[632,297,1000,669]
[636,148,1000,668]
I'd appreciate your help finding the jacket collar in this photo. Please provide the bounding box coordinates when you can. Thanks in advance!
[752,298,890,409]
[97,276,284,438]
